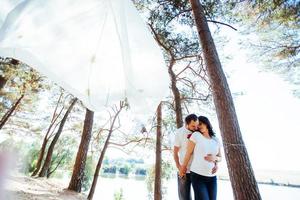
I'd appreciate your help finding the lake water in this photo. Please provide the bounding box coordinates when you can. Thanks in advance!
[92,177,300,200]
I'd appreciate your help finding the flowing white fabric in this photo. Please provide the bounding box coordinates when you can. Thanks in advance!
[0,0,169,115]
[0,0,23,27]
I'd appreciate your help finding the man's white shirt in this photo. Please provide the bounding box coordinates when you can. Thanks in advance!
[174,126,193,173]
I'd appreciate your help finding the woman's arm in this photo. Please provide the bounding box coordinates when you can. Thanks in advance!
[215,147,222,162]
[180,140,195,176]
[210,148,222,174]
[204,147,222,162]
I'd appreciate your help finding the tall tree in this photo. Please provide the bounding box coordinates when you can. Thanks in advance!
[168,57,184,128]
[31,92,64,176]
[136,0,213,129]
[87,101,125,200]
[189,0,261,199]
[0,58,44,129]
[0,57,19,91]
[68,108,94,192]
[154,102,162,200]
[0,94,24,130]
[38,98,77,177]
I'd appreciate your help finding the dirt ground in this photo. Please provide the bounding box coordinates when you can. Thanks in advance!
[2,174,87,200]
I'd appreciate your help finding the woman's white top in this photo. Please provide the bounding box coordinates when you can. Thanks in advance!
[189,132,220,177]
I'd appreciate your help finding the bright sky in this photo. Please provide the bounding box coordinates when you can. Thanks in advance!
[1,1,299,172]
[107,24,300,172]
[214,26,300,171]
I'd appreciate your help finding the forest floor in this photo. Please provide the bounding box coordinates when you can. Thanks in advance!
[2,174,87,200]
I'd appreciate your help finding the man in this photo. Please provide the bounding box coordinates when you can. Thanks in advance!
[174,114,219,200]
[174,114,198,200]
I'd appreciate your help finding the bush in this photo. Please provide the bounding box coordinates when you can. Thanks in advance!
[135,168,147,176]
[0,138,40,175]
[82,156,95,192]
[103,165,117,174]
[114,188,124,200]
[119,165,131,176]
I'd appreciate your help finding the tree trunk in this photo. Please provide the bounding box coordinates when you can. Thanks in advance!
[32,93,64,177]
[0,75,7,90]
[149,24,183,128]
[68,108,94,193]
[31,136,48,176]
[189,1,261,199]
[38,98,77,177]
[87,105,123,200]
[168,59,183,128]
[0,94,24,130]
[154,103,162,200]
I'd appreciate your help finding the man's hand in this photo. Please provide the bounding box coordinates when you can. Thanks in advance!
[212,162,218,174]
[179,165,187,178]
[204,154,216,162]
[176,164,185,178]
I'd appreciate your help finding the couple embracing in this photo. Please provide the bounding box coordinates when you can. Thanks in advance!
[173,114,222,200]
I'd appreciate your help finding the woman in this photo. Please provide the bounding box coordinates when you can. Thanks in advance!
[180,116,222,200]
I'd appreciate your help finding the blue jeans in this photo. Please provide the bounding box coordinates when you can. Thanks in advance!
[190,171,217,200]
[177,173,192,200]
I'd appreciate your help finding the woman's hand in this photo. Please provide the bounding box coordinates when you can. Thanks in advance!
[212,162,218,174]
[204,154,217,162]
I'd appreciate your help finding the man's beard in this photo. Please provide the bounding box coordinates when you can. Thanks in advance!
[188,127,198,132]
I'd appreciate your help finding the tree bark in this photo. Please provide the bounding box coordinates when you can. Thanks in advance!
[168,59,183,128]
[68,108,94,193]
[38,98,77,177]
[154,103,162,200]
[149,24,183,128]
[31,136,48,176]
[87,103,124,200]
[189,1,261,199]
[0,75,7,90]
[0,94,24,130]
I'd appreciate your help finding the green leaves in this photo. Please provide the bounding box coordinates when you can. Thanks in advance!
[232,0,300,96]
[0,57,48,112]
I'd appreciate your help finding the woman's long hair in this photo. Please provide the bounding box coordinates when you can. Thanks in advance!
[198,116,216,138]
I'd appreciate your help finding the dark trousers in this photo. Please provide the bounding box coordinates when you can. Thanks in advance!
[190,171,217,200]
[177,173,192,200]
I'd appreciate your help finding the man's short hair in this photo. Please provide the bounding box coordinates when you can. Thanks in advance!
[185,114,198,125]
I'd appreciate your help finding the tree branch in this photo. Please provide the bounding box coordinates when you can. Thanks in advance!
[207,20,237,31]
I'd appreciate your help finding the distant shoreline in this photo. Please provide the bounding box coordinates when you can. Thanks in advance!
[100,172,300,189]
[218,177,300,188]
